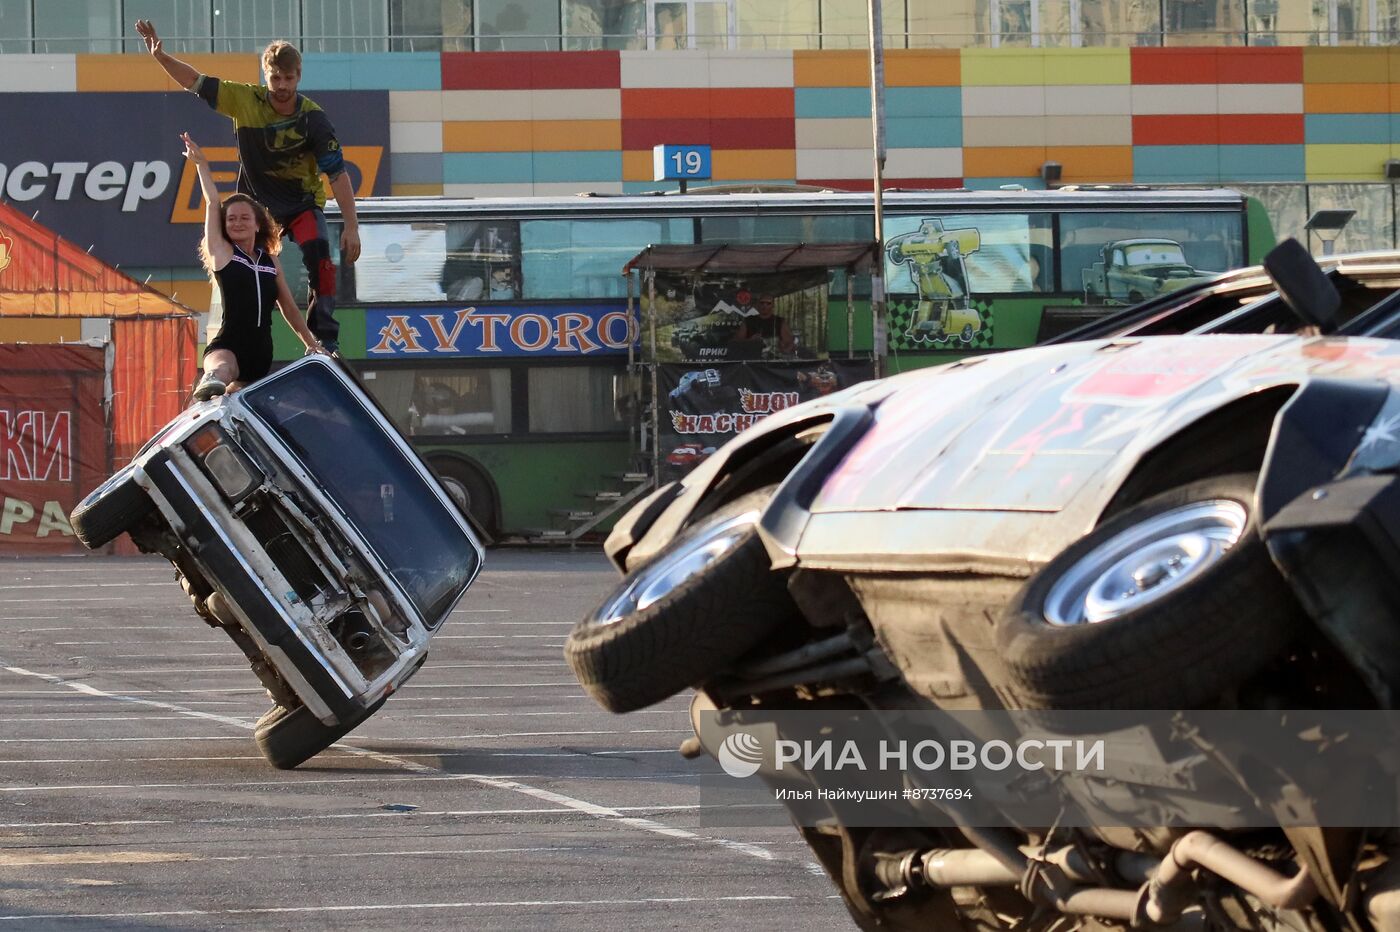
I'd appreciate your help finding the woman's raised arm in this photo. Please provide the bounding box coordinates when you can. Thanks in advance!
[181,132,231,267]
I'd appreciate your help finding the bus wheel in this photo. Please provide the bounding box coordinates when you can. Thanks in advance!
[565,486,797,713]
[427,455,498,541]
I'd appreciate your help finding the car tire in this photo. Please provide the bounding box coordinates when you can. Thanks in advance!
[254,698,386,770]
[565,486,796,713]
[996,473,1304,719]
[428,455,498,541]
[1128,290,1147,304]
[69,472,155,549]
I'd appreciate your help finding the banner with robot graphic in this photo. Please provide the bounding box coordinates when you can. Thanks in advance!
[883,214,1044,352]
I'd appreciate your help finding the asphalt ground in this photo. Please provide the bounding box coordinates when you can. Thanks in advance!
[0,551,850,931]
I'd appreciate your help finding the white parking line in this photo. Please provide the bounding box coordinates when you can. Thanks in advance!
[0,664,778,865]
[0,894,797,922]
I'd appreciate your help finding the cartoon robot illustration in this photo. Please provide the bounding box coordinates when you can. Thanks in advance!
[886,219,983,346]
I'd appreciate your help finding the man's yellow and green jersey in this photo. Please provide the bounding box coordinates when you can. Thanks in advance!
[192,76,346,221]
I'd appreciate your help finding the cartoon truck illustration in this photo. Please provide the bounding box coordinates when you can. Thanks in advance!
[1082,238,1217,306]
[886,219,983,345]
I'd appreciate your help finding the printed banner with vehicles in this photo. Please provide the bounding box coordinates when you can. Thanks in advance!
[648,270,829,364]
[0,344,107,555]
[658,359,874,483]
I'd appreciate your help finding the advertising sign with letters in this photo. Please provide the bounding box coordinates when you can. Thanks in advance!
[367,304,638,358]
[0,91,389,267]
[0,345,107,555]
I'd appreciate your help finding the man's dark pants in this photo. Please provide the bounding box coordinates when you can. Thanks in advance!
[282,208,339,349]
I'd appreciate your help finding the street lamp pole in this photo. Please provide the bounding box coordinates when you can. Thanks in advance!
[868,0,888,378]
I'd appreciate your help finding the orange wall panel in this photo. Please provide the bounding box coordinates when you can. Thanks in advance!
[77,53,260,91]
[1047,145,1133,181]
[1304,83,1390,114]
[963,146,1045,178]
[531,120,622,151]
[444,120,534,152]
[886,50,961,86]
[711,149,797,180]
[793,51,868,87]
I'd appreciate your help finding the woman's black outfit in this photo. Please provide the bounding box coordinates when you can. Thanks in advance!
[205,244,279,382]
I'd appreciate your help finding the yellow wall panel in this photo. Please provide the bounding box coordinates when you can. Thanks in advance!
[961,49,1044,86]
[1042,48,1130,86]
[1305,143,1389,179]
[392,183,445,196]
[1304,47,1387,84]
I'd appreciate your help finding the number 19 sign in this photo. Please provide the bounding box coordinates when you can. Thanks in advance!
[653,144,712,182]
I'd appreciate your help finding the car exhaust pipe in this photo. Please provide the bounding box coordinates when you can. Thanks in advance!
[1144,831,1316,924]
[880,832,1314,926]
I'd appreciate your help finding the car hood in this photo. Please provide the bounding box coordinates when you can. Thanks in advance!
[813,334,1400,518]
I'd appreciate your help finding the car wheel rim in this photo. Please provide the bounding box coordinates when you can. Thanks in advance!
[1042,500,1247,626]
[592,509,760,626]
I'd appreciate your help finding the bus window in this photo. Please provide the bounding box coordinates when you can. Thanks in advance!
[443,221,520,302]
[1057,211,1244,293]
[521,218,693,299]
[884,213,1052,295]
[527,365,626,433]
[360,367,512,436]
[699,213,872,245]
[355,222,451,302]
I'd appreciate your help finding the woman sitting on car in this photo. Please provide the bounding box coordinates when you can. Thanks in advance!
[183,132,324,402]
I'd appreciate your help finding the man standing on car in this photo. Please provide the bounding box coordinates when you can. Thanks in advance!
[134,20,361,355]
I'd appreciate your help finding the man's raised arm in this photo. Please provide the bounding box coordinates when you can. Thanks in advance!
[134,20,199,90]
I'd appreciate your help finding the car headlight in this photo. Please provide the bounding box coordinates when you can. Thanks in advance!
[185,425,261,503]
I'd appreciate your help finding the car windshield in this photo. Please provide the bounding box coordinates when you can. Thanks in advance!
[1124,244,1187,266]
[242,363,481,627]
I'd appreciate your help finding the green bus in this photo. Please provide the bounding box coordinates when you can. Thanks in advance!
[267,187,1272,541]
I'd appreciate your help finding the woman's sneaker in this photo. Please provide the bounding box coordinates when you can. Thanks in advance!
[193,372,227,401]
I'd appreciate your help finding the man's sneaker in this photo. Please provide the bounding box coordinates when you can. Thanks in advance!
[320,338,339,356]
[193,372,227,401]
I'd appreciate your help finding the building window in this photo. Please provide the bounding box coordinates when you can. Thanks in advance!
[908,0,988,47]
[1079,0,1161,45]
[213,1,301,53]
[34,0,120,53]
[823,0,908,48]
[1165,0,1245,45]
[563,0,647,50]
[390,0,473,51]
[478,0,562,51]
[651,0,734,50]
[302,0,388,52]
[123,1,213,53]
[0,0,30,54]
[737,0,818,49]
